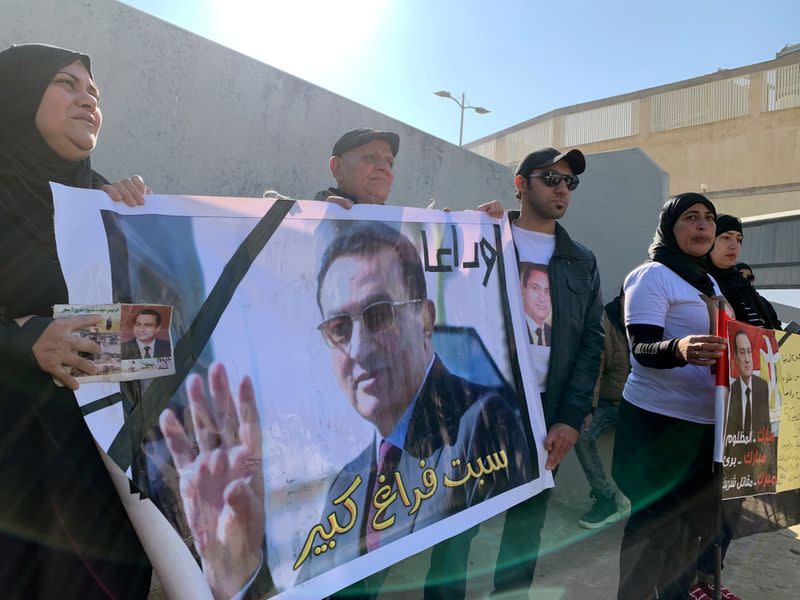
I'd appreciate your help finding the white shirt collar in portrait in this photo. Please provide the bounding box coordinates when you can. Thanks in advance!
[136,338,156,358]
[739,376,753,439]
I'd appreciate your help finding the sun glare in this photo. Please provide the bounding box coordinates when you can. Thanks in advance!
[209,0,389,82]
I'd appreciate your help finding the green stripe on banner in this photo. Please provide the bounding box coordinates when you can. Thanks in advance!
[108,198,296,470]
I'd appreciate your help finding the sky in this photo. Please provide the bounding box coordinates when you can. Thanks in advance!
[122,0,798,146]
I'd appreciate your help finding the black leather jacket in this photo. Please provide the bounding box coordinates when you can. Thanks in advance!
[510,211,605,430]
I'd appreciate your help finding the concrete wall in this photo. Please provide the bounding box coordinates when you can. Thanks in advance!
[561,148,669,301]
[3,0,669,304]
[2,0,514,207]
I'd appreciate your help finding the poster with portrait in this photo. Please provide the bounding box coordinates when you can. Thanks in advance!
[775,330,800,493]
[52,303,175,382]
[52,184,552,600]
[722,321,782,498]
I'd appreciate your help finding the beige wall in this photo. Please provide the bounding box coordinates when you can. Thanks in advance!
[706,186,800,218]
[472,56,800,217]
[575,107,800,199]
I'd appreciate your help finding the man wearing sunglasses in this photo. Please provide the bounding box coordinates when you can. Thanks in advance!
[479,147,604,597]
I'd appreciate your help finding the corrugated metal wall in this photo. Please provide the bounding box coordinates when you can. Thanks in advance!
[763,63,800,111]
[742,214,800,289]
[505,120,553,164]
[650,76,750,132]
[562,100,639,146]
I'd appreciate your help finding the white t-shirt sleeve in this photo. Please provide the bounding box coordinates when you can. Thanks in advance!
[624,264,671,329]
[621,263,722,423]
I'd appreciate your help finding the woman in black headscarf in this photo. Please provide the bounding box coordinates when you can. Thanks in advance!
[690,214,783,594]
[611,193,727,600]
[708,215,781,329]
[0,44,151,599]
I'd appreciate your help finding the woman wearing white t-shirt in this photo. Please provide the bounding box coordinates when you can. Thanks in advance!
[612,193,727,600]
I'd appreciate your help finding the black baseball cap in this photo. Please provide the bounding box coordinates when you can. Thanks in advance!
[515,147,586,178]
[332,128,400,157]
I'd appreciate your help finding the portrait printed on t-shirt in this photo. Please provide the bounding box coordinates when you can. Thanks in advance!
[519,262,552,347]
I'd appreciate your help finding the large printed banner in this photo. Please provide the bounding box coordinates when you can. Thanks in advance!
[723,321,800,499]
[52,185,552,599]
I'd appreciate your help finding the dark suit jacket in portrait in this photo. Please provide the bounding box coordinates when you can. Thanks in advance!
[121,338,171,360]
[724,374,774,496]
[726,375,770,439]
[294,354,533,584]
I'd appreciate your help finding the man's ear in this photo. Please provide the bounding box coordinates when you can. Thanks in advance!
[329,156,342,182]
[422,300,436,338]
[514,174,527,196]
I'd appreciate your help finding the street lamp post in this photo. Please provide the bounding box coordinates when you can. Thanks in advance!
[434,90,490,146]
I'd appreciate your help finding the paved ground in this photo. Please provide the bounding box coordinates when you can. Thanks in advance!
[374,436,800,600]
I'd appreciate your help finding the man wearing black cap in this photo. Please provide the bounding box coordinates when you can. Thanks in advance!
[313,129,493,600]
[315,128,400,207]
[479,147,604,596]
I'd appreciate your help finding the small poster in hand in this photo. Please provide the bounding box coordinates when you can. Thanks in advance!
[53,303,175,382]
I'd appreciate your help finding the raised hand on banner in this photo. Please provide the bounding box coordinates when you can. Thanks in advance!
[475,200,505,219]
[101,174,150,206]
[159,363,265,599]
[676,335,726,366]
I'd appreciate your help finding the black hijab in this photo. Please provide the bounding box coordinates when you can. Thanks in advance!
[0,44,108,318]
[648,192,717,297]
[0,47,152,594]
[708,214,775,327]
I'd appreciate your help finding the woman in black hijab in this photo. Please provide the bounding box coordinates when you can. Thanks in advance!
[0,44,151,599]
[708,214,781,329]
[690,214,783,595]
[612,193,727,600]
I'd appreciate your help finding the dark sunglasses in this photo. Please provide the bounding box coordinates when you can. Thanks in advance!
[744,274,755,283]
[318,299,424,350]
[529,170,580,191]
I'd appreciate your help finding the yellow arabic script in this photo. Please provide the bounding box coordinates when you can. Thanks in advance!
[443,450,509,487]
[293,475,362,570]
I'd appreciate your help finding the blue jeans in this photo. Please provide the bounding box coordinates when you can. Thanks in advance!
[574,399,619,498]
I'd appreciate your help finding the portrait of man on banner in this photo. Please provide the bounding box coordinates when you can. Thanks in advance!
[153,220,536,596]
[723,322,780,497]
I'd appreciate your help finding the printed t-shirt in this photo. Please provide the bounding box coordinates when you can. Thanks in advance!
[623,262,722,423]
[512,224,555,391]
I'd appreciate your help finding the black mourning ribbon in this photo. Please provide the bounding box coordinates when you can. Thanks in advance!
[93,199,295,470]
